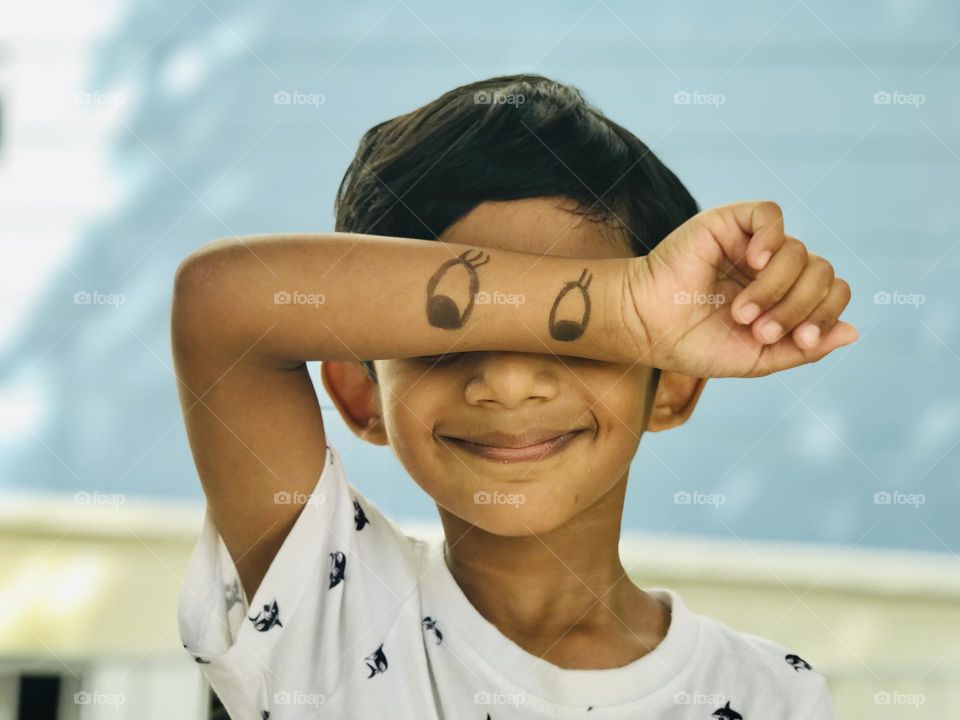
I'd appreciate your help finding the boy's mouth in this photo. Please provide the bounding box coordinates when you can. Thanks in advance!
[437,428,589,463]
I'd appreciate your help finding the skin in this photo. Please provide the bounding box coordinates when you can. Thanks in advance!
[174,195,854,673]
[322,198,707,669]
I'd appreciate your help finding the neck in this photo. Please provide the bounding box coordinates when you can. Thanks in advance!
[437,473,670,669]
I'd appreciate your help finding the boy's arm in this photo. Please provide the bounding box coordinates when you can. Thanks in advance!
[171,201,856,600]
[171,233,626,600]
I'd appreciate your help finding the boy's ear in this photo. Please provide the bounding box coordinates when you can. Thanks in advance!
[320,361,388,446]
[646,371,708,432]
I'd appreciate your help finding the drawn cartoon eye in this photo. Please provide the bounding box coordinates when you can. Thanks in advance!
[425,249,491,330]
[549,268,592,342]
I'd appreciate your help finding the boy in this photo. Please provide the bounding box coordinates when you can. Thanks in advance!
[173,75,855,719]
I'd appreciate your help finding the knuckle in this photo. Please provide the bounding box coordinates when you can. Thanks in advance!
[809,254,831,275]
[811,257,834,295]
[836,278,851,301]
[760,200,783,220]
[787,237,808,263]
[785,296,819,325]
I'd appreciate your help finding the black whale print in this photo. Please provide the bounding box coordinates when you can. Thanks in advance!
[785,653,813,671]
[223,578,242,612]
[711,700,743,719]
[353,498,370,531]
[422,616,443,644]
[549,268,592,341]
[425,250,490,329]
[248,600,283,631]
[365,644,388,678]
[329,551,346,589]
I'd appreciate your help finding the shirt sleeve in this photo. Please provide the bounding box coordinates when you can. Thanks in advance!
[177,443,423,713]
[803,676,836,720]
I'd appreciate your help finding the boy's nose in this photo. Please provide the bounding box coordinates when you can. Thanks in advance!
[462,351,560,409]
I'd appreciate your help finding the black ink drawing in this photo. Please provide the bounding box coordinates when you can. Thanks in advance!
[785,653,813,671]
[329,551,346,589]
[425,250,490,329]
[354,498,370,531]
[365,644,388,678]
[422,616,443,644]
[248,600,283,631]
[549,268,592,341]
[711,700,743,720]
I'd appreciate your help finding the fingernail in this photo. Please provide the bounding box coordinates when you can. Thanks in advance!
[739,303,761,324]
[755,250,772,270]
[761,321,782,342]
[798,324,820,348]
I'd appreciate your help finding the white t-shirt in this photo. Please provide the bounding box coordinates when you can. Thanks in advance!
[178,444,835,719]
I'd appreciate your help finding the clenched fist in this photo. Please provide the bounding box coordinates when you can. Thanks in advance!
[620,201,858,378]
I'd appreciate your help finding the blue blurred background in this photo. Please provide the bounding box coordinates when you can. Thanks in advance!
[2,0,958,553]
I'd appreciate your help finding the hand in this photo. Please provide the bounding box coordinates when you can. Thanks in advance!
[621,201,857,378]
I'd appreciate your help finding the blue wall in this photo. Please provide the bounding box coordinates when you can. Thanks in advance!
[2,0,957,553]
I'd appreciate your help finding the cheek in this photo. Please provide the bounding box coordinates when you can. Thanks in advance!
[590,364,651,439]
[378,375,454,497]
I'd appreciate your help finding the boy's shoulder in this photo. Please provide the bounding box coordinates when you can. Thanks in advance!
[677,595,833,717]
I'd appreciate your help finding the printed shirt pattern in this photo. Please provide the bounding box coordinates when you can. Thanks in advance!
[178,445,836,719]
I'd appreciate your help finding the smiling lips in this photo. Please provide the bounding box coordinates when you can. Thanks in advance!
[439,428,588,463]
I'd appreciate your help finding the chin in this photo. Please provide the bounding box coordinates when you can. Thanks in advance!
[462,502,573,537]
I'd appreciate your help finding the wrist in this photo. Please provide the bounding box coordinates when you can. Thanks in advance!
[598,257,653,365]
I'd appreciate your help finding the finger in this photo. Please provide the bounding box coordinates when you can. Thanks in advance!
[791,278,852,350]
[731,236,807,326]
[750,253,835,344]
[702,200,787,274]
[727,200,787,271]
[750,321,859,376]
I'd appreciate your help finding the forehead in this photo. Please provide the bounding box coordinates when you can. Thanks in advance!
[437,196,633,259]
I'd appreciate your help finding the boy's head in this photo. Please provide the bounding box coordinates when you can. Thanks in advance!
[322,74,706,536]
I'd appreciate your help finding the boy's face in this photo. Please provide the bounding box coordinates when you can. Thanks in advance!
[349,197,661,537]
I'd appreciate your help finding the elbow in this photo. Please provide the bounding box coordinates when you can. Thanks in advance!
[171,241,234,348]
[173,237,242,304]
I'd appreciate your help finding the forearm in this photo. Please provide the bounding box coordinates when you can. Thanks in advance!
[172,232,630,365]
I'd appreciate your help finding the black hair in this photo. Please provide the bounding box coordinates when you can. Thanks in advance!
[333,74,699,390]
